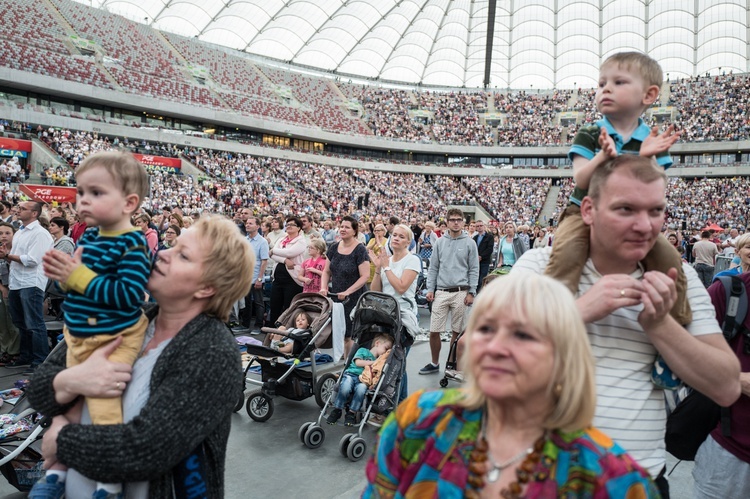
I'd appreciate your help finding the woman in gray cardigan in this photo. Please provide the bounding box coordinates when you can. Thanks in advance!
[27,216,254,498]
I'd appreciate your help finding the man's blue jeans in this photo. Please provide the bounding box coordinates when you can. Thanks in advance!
[8,287,49,367]
[334,372,368,412]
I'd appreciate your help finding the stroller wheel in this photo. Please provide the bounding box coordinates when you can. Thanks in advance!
[246,391,274,422]
[233,390,245,413]
[299,422,314,443]
[304,424,326,449]
[439,378,449,388]
[346,436,367,461]
[314,373,338,408]
[338,433,354,457]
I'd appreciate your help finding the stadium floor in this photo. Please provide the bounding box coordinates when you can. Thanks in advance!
[0,308,694,498]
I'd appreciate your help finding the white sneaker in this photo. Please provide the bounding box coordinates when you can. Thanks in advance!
[444,369,464,382]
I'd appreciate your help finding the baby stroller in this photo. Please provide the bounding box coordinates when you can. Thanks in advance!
[240,293,335,422]
[299,292,410,461]
[439,267,511,388]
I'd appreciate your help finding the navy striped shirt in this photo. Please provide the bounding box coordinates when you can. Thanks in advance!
[62,228,150,337]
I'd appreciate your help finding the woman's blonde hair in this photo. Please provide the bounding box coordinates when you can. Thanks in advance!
[393,223,414,243]
[460,272,596,432]
[735,233,750,253]
[192,216,255,321]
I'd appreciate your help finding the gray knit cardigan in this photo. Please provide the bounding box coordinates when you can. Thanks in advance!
[26,304,242,498]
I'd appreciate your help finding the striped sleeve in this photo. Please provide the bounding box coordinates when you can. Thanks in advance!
[77,230,150,309]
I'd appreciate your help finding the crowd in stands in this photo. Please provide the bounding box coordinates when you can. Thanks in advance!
[495,90,572,146]
[10,124,750,236]
[4,0,750,146]
[666,177,750,231]
[668,73,750,142]
[354,88,431,143]
[460,176,551,226]
[419,91,494,146]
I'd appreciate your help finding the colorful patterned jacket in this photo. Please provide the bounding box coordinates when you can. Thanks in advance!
[364,389,660,498]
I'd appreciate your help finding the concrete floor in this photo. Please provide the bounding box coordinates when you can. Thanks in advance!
[0,308,695,498]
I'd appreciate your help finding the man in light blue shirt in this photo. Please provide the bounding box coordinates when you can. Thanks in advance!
[244,216,269,333]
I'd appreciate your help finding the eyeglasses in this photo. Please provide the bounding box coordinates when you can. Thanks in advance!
[448,218,463,223]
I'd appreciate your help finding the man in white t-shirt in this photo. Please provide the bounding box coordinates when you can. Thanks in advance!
[721,228,740,256]
[512,155,740,497]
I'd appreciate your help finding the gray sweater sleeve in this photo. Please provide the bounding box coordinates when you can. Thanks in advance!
[29,311,241,494]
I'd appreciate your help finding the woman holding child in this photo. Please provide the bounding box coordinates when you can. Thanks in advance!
[27,215,254,497]
[364,273,659,498]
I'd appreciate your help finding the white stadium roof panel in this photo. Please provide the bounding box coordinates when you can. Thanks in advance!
[84,0,750,88]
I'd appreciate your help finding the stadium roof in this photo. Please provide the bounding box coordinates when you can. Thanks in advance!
[83,0,750,89]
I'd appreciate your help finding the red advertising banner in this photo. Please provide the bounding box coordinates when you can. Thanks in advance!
[0,138,32,152]
[19,184,77,203]
[132,153,181,169]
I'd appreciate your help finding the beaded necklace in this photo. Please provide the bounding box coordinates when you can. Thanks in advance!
[466,409,547,498]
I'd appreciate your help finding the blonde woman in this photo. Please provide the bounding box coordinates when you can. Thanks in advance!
[365,273,658,498]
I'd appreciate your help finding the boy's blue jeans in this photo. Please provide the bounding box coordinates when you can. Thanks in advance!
[334,372,368,412]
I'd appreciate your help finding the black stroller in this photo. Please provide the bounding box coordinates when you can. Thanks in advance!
[239,293,335,422]
[299,292,412,461]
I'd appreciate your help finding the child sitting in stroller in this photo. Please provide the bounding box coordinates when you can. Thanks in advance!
[269,311,311,354]
[327,334,393,426]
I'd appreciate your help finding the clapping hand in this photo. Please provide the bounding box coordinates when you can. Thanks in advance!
[43,246,84,283]
[640,125,682,158]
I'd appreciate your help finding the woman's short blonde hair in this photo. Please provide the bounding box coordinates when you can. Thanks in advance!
[192,216,255,321]
[460,272,596,433]
[735,233,750,253]
[393,223,414,243]
[373,223,386,233]
[424,221,436,230]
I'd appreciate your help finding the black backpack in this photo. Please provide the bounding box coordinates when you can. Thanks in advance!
[665,274,747,461]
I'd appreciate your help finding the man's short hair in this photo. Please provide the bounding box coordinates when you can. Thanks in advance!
[446,208,463,220]
[588,155,666,204]
[602,51,663,88]
[77,151,149,210]
[388,216,400,226]
[701,230,711,239]
[27,201,43,219]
